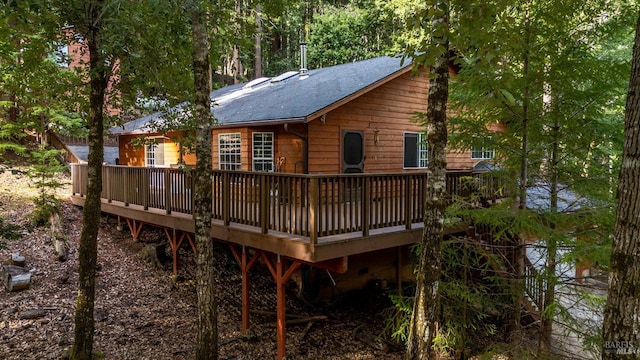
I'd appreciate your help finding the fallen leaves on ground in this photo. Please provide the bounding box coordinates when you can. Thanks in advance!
[0,169,402,359]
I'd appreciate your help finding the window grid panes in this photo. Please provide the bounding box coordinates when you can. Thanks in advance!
[219,133,241,170]
[471,137,495,159]
[145,143,156,167]
[252,132,274,172]
[404,132,428,168]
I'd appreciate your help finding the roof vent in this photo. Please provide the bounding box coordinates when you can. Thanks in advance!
[299,42,308,78]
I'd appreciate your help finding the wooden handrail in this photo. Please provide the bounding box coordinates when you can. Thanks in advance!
[48,132,82,164]
[524,256,546,311]
[54,133,118,146]
[70,164,508,242]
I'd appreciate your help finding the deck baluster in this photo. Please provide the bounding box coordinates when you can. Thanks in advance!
[223,172,230,226]
[165,169,171,215]
[260,174,268,234]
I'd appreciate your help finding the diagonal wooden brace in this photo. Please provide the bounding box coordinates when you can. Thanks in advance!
[163,229,197,275]
[125,218,144,241]
[260,253,301,360]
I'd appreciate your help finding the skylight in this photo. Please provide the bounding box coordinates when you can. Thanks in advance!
[243,77,271,89]
[270,71,299,83]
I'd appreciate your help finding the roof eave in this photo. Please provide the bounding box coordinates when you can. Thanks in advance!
[211,117,307,129]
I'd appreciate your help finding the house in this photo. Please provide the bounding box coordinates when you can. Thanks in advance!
[110,55,497,174]
[72,55,506,360]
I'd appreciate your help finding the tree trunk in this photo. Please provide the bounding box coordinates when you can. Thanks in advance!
[254,5,263,79]
[10,253,25,267]
[3,265,31,292]
[50,208,68,261]
[539,65,558,355]
[512,0,532,350]
[539,123,559,355]
[72,2,107,359]
[232,0,243,84]
[602,11,640,359]
[405,3,449,359]
[192,4,218,360]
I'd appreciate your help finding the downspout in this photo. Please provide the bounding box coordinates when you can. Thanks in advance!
[284,123,308,174]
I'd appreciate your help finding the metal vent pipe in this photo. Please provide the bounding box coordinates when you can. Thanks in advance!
[299,42,308,74]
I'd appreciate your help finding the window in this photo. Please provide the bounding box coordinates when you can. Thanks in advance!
[404,132,428,168]
[53,42,69,67]
[471,136,495,160]
[145,140,165,167]
[219,133,241,170]
[252,132,274,172]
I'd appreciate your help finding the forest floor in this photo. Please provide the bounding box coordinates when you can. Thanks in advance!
[0,167,405,360]
[0,164,604,360]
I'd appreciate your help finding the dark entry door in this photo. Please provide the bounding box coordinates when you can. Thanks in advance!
[342,130,364,173]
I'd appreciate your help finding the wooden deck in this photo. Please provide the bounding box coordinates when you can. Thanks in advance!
[70,164,506,263]
[70,164,511,359]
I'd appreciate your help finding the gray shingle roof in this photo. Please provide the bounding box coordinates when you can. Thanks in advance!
[111,56,411,135]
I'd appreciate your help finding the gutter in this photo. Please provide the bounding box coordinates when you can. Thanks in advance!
[284,123,308,174]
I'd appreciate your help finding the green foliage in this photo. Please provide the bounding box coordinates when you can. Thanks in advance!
[448,0,633,201]
[384,236,513,356]
[258,0,402,75]
[307,1,395,67]
[0,215,22,250]
[444,1,633,351]
[433,238,510,356]
[0,0,84,159]
[27,147,66,226]
[382,289,414,343]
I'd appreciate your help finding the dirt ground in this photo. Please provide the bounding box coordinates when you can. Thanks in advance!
[0,168,404,360]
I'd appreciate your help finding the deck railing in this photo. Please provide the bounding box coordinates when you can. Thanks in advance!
[54,133,118,146]
[71,165,508,243]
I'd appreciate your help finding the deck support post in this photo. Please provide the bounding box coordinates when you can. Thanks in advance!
[230,245,260,334]
[309,178,319,245]
[164,229,197,275]
[405,176,412,230]
[116,216,123,231]
[164,228,179,275]
[125,218,144,241]
[123,169,129,206]
[362,177,370,237]
[260,252,301,360]
[276,255,285,360]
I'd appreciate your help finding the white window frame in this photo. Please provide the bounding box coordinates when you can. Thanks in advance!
[219,133,241,170]
[252,132,274,172]
[145,138,166,168]
[403,132,428,169]
[471,136,495,160]
[145,143,156,167]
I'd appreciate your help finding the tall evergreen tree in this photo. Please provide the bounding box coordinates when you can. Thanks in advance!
[190,1,218,358]
[0,2,82,156]
[602,10,640,359]
[405,1,449,358]
[446,0,632,353]
[61,1,108,358]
